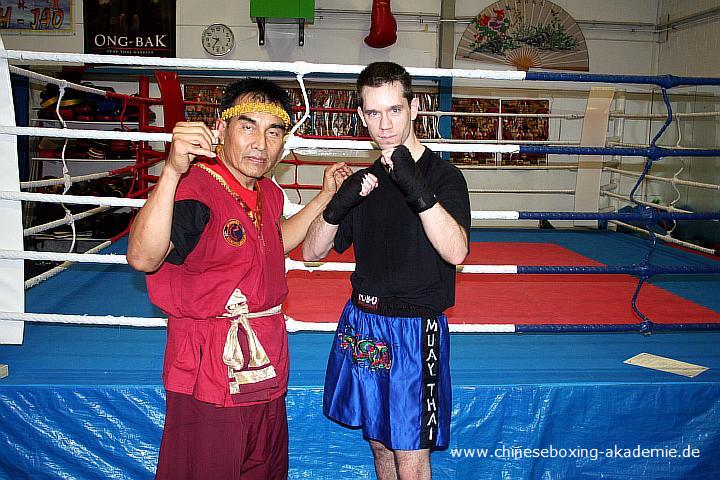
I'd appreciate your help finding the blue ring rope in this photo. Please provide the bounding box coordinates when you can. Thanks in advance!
[624,88,683,331]
[524,72,720,88]
[629,89,675,206]
[516,323,647,333]
[516,265,720,275]
[518,145,720,160]
[650,88,674,148]
[514,322,720,333]
[631,276,654,333]
[517,211,720,221]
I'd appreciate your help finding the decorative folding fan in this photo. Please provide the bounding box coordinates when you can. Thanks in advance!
[456,0,589,72]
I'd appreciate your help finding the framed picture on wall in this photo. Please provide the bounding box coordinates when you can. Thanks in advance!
[451,97,549,166]
[451,98,499,165]
[0,0,73,33]
[500,99,548,166]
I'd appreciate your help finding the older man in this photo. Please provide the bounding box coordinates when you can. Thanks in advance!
[128,78,350,480]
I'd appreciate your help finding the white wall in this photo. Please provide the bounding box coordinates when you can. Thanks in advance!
[0,0,441,67]
[0,0,661,74]
[652,1,720,220]
[658,0,720,77]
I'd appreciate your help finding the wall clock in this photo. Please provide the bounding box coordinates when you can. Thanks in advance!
[202,24,235,56]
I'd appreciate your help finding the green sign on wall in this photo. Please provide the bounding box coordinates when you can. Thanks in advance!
[250,0,314,22]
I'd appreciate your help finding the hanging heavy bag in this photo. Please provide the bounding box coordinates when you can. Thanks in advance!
[364,0,397,48]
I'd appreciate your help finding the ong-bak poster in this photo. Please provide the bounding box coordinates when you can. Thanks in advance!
[84,0,175,57]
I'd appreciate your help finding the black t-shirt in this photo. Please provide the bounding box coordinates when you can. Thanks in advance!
[334,148,471,313]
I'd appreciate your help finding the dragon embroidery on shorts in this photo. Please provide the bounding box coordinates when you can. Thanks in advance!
[338,325,392,370]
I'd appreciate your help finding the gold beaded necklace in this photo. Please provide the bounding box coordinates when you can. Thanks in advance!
[195,159,266,247]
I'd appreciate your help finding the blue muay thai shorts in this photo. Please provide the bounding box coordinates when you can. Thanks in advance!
[323,292,451,450]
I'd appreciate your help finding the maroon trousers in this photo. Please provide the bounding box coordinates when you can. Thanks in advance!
[155,392,288,480]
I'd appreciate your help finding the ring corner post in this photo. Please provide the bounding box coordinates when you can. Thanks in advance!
[0,35,26,345]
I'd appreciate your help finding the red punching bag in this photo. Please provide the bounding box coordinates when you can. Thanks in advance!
[364,0,397,48]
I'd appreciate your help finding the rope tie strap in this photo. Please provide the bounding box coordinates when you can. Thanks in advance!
[220,289,281,372]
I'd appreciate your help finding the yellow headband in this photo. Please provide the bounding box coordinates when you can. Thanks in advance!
[220,102,291,129]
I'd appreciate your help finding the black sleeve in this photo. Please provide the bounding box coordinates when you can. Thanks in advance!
[332,210,354,253]
[434,164,472,231]
[165,199,211,265]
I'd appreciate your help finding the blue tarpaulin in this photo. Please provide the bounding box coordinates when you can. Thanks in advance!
[1,324,719,479]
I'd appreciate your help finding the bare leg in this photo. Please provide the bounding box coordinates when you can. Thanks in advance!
[394,449,431,480]
[369,440,398,480]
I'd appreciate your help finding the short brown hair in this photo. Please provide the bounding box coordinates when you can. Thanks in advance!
[356,62,413,108]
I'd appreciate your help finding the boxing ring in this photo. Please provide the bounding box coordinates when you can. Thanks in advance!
[1,42,720,478]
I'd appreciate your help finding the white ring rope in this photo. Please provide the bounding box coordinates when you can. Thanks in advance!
[0,311,517,333]
[0,191,543,221]
[600,191,693,213]
[285,259,354,272]
[0,191,145,207]
[6,188,709,221]
[51,84,80,253]
[284,317,339,333]
[24,240,112,289]
[3,50,528,81]
[0,311,166,327]
[283,136,521,153]
[421,110,584,119]
[610,221,716,256]
[457,265,519,274]
[290,73,311,138]
[0,125,169,142]
[606,140,717,150]
[610,111,720,119]
[668,161,685,218]
[600,182,618,192]
[468,188,575,194]
[24,206,110,237]
[21,172,111,189]
[604,167,720,190]
[284,316,515,333]
[4,249,520,274]
[457,164,578,170]
[9,66,111,97]
[2,125,526,153]
[34,157,139,163]
[472,211,521,220]
[0,190,564,218]
[428,138,579,145]
[0,249,127,263]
